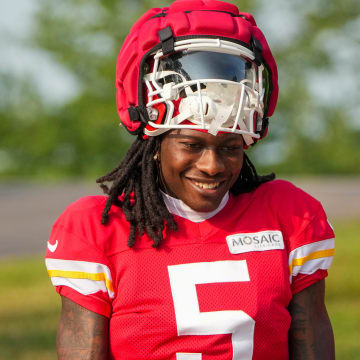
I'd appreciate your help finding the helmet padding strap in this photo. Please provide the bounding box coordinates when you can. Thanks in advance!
[158,26,175,55]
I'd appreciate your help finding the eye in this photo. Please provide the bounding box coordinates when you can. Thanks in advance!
[181,142,202,151]
[219,145,243,154]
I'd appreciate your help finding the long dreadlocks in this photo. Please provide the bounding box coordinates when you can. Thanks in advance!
[96,135,275,248]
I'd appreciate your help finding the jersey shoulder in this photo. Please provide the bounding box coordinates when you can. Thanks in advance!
[56,195,107,220]
[52,196,106,240]
[48,195,129,258]
[258,179,334,248]
[256,178,315,198]
[53,195,126,229]
[251,179,333,243]
[254,179,323,214]
[46,195,118,317]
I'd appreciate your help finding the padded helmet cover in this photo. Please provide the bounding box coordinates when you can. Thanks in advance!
[116,0,278,135]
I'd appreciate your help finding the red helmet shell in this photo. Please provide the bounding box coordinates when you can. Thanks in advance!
[116,0,278,135]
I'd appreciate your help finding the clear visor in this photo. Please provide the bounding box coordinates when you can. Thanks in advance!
[158,50,254,85]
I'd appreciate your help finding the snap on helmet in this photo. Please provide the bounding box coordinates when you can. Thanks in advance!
[116,0,278,146]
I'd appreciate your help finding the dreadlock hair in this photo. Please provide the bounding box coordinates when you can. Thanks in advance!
[96,135,275,248]
[230,153,275,195]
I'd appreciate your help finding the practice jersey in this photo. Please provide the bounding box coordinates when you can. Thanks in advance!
[45,180,335,360]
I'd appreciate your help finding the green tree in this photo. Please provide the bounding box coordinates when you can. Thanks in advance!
[249,0,360,174]
[1,0,359,179]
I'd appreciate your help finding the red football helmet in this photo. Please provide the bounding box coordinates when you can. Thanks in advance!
[116,0,278,146]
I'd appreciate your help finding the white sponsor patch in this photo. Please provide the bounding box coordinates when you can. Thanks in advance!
[226,230,284,254]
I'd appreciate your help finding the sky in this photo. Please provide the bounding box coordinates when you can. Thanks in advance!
[0,0,299,106]
[0,0,79,104]
[1,0,358,128]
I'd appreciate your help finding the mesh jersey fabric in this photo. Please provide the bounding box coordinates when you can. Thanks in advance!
[45,179,334,360]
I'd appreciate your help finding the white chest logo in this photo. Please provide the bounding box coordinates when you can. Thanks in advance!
[47,239,58,253]
[226,231,284,254]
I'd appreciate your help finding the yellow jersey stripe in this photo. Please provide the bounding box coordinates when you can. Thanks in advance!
[289,248,335,275]
[48,269,114,294]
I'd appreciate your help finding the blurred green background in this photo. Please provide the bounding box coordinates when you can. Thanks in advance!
[1,0,360,178]
[0,0,359,358]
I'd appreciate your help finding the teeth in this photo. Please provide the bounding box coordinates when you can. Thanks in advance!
[194,181,220,189]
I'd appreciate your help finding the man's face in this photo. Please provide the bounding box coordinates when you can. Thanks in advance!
[159,129,244,212]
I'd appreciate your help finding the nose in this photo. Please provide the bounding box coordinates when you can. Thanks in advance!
[195,148,225,176]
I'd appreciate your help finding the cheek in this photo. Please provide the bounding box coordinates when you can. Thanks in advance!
[160,140,192,178]
[161,156,187,183]
[159,146,186,194]
[160,159,189,200]
[229,156,244,184]
[160,160,174,184]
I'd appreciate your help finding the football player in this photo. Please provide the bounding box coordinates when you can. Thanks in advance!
[46,0,335,359]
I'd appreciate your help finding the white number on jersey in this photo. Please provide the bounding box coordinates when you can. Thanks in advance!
[168,260,255,359]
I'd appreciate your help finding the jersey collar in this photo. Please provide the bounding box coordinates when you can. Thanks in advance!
[161,190,229,223]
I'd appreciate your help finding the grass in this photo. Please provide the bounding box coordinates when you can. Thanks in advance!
[0,257,59,360]
[0,219,359,359]
[325,220,360,359]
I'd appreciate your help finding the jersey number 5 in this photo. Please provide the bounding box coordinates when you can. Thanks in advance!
[168,260,255,360]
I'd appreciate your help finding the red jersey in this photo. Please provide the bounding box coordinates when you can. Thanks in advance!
[45,180,334,359]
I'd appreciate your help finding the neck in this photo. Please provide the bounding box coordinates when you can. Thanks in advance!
[161,190,229,223]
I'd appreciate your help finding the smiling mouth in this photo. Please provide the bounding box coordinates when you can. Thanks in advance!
[193,181,221,190]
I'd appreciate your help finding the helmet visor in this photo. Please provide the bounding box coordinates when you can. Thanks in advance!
[158,50,253,84]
